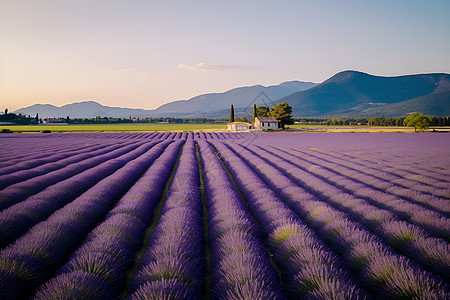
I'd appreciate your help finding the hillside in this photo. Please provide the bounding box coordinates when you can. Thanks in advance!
[360,90,450,117]
[282,71,450,117]
[13,71,450,118]
[14,81,317,119]
[153,81,317,114]
[15,101,153,119]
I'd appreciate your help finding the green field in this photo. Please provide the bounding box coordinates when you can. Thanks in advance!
[0,123,227,133]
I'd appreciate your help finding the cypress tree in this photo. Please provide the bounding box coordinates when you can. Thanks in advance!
[230,104,235,122]
[252,104,256,128]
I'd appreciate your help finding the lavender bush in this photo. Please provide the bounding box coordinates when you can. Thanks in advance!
[0,132,447,299]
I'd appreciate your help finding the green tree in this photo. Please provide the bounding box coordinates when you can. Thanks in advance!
[256,106,269,117]
[269,102,293,128]
[403,113,432,132]
[330,117,341,125]
[230,104,235,122]
[368,117,382,126]
[235,116,248,122]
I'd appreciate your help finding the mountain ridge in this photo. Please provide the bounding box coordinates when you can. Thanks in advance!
[14,80,317,118]
[153,81,317,114]
[281,71,450,117]
[13,71,450,118]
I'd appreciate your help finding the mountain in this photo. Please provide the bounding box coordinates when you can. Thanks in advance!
[360,90,450,117]
[281,70,450,117]
[15,101,154,119]
[13,71,450,118]
[14,81,317,118]
[152,81,317,114]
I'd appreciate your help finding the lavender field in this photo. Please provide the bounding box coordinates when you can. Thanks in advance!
[0,132,449,299]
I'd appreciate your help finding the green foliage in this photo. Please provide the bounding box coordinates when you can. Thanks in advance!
[235,117,248,122]
[230,104,235,122]
[269,102,293,127]
[271,224,300,246]
[368,117,403,127]
[403,113,432,132]
[0,111,36,124]
[255,106,270,117]
[328,117,344,126]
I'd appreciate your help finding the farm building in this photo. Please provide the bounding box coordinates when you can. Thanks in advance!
[227,122,252,131]
[254,116,280,130]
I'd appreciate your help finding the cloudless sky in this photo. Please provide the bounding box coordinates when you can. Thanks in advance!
[1,0,449,111]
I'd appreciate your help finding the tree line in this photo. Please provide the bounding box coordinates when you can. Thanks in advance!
[296,115,450,127]
[2,106,449,130]
[67,117,226,124]
[0,109,39,124]
[0,109,226,125]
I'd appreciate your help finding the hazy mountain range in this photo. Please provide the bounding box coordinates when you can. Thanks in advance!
[14,81,317,119]
[14,71,450,118]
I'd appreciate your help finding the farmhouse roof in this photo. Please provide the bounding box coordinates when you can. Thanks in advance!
[256,117,278,123]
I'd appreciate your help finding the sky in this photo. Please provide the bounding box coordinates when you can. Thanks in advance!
[1,0,449,111]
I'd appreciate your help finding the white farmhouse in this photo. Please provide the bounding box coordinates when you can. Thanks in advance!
[227,122,252,131]
[254,117,280,130]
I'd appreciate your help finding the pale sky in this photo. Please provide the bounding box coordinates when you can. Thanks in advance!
[1,0,449,111]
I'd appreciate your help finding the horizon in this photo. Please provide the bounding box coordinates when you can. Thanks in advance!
[12,78,319,111]
[11,69,450,112]
[1,0,450,111]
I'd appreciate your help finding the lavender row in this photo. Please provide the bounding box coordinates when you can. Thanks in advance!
[322,143,450,184]
[251,145,449,279]
[210,140,367,299]
[192,131,245,140]
[0,140,143,211]
[227,142,448,297]
[129,140,205,299]
[197,140,283,299]
[57,132,160,140]
[34,140,184,299]
[358,149,449,182]
[268,145,450,242]
[0,134,127,168]
[289,148,450,215]
[0,139,173,299]
[0,136,119,175]
[251,133,449,183]
[0,140,138,190]
[11,131,252,141]
[302,147,450,195]
[0,140,103,177]
[0,136,102,167]
[282,148,450,237]
[0,140,164,248]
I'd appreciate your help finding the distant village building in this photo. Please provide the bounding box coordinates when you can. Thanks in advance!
[254,117,280,130]
[227,122,252,131]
